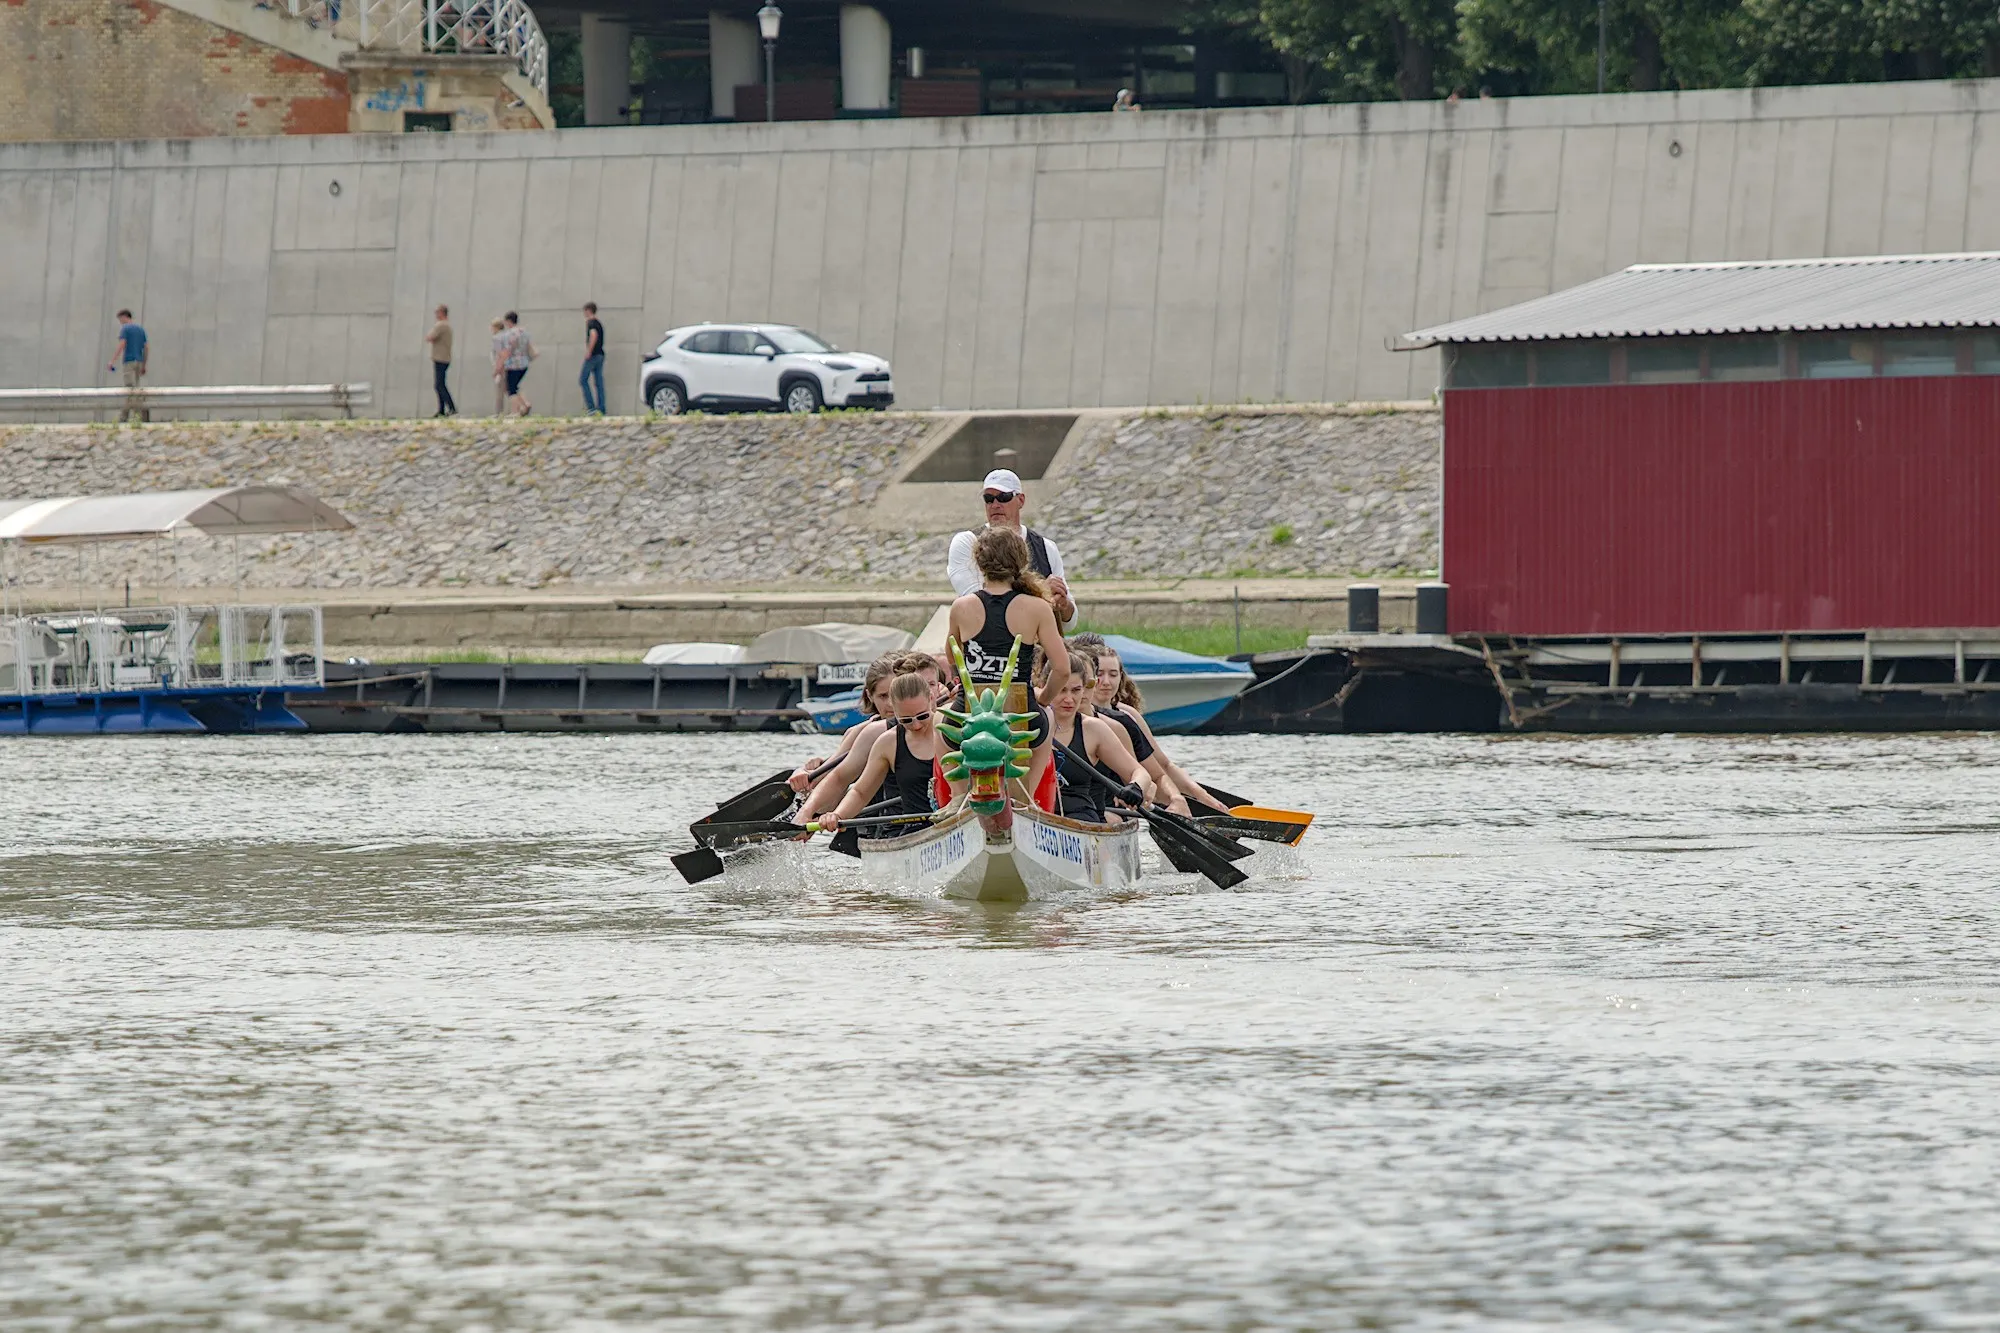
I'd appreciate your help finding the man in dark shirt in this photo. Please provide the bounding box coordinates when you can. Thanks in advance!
[579,301,606,415]
[108,309,148,423]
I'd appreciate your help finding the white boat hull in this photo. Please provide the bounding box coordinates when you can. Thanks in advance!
[858,803,1146,902]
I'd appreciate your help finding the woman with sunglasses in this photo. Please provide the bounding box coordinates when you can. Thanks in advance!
[818,673,942,833]
[797,653,945,821]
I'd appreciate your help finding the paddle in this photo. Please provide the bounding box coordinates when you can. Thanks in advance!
[1185,783,1315,832]
[1195,812,1309,847]
[1050,735,1248,889]
[672,808,939,882]
[701,768,798,823]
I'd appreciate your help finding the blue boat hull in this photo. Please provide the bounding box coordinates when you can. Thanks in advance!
[0,687,312,736]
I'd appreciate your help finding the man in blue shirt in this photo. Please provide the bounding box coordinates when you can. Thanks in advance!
[108,309,148,423]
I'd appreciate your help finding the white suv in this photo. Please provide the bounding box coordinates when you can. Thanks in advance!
[639,324,894,415]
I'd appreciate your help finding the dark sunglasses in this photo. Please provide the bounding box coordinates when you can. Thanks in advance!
[894,710,933,727]
[981,491,1018,504]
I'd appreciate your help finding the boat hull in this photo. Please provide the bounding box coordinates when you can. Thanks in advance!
[858,803,1146,902]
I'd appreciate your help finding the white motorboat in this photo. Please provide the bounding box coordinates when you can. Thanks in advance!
[856,801,1146,902]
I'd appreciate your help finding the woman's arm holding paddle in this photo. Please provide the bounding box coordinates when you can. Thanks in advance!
[1121,704,1222,812]
[818,732,897,832]
[798,722,884,819]
[1082,715,1153,800]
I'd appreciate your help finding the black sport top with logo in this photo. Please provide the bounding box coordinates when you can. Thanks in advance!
[963,589,1037,685]
[892,725,937,816]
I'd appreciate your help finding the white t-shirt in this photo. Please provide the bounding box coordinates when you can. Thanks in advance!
[947,525,1076,626]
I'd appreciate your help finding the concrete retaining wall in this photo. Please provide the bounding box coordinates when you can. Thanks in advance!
[5,77,2000,415]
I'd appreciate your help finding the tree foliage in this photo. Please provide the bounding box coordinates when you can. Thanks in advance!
[1192,0,2000,100]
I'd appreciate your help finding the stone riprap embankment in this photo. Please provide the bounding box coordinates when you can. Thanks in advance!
[0,407,1437,591]
[1036,408,1437,579]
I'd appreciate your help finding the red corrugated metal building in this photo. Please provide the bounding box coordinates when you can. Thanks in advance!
[1404,254,2000,638]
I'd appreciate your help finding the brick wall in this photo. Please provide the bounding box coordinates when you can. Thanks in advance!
[0,0,349,141]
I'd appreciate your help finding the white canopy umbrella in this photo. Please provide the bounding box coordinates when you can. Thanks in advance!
[0,486,351,545]
[745,622,915,665]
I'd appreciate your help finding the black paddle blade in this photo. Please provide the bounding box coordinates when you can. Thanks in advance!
[1150,805,1253,861]
[1146,818,1248,889]
[1196,784,1253,810]
[693,819,811,852]
[704,782,799,829]
[672,844,727,884]
[1197,814,1308,847]
[828,826,861,858]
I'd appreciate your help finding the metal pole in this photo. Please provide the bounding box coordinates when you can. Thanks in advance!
[1596,0,1607,92]
[764,39,776,121]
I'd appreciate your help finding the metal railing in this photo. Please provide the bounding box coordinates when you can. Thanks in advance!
[0,605,325,698]
[0,384,372,419]
[254,0,547,94]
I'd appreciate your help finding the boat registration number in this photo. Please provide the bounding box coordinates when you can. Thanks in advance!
[818,662,868,685]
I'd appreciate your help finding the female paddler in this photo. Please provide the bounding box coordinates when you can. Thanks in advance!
[945,527,1069,806]
[1037,649,1154,823]
[816,673,943,833]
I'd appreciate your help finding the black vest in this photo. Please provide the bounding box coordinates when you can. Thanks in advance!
[1024,528,1054,578]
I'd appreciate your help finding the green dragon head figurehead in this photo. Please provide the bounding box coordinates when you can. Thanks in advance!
[938,637,1036,816]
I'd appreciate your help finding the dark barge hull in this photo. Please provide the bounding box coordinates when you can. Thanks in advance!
[292,662,809,733]
[1200,631,2000,734]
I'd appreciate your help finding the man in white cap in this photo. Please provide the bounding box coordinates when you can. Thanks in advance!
[946,468,1077,627]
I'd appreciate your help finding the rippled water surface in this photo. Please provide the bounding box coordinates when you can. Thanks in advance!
[5,732,2000,1330]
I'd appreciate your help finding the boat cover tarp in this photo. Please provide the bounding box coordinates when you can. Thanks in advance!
[642,641,748,666]
[0,487,352,544]
[746,622,915,664]
[1099,633,1253,677]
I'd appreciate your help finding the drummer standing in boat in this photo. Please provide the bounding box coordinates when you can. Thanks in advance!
[946,469,1077,629]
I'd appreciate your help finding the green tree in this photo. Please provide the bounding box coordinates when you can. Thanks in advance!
[1742,0,2000,83]
[1192,0,1462,101]
[1458,0,1752,94]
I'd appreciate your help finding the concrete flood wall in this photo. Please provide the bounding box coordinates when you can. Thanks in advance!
[5,78,2000,417]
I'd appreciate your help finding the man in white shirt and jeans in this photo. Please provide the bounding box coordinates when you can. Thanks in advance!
[946,469,1077,628]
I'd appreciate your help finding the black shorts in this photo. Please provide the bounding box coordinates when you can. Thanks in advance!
[504,366,528,394]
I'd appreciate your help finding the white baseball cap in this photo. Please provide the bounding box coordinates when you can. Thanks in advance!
[982,469,1024,494]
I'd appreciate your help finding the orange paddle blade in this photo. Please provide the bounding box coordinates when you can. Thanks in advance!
[1228,805,1313,827]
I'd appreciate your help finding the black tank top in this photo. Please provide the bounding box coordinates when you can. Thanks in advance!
[1052,722,1105,823]
[964,589,1038,685]
[1094,704,1154,763]
[892,725,937,816]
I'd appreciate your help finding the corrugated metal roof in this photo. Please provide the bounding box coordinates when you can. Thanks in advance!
[1404,252,2000,345]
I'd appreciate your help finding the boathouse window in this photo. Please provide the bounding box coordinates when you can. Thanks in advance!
[1879,335,1960,377]
[1625,340,1702,383]
[1970,335,2000,374]
[1448,345,1529,387]
[1706,337,1781,381]
[1533,341,1612,386]
[1799,336,1876,378]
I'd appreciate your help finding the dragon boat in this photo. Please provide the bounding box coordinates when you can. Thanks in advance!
[851,640,1147,902]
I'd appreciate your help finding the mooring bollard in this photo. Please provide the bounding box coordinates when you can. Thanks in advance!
[1347,583,1380,634]
[1416,582,1449,635]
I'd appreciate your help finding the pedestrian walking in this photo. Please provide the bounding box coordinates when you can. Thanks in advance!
[499,310,536,415]
[425,304,457,417]
[107,308,148,423]
[579,301,606,415]
[488,316,509,414]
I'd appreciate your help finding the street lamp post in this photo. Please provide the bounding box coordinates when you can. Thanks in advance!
[757,3,782,122]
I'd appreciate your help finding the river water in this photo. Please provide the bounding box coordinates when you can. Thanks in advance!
[4,732,1998,1330]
